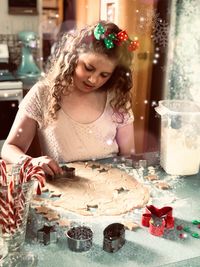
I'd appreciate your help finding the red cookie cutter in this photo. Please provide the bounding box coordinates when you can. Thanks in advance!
[142,205,174,236]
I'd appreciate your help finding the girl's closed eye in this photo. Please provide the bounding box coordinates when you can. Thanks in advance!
[84,64,93,71]
[101,73,110,78]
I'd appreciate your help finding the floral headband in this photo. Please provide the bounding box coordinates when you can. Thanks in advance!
[93,23,139,51]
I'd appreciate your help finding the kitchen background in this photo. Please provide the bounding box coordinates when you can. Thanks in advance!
[0,0,199,156]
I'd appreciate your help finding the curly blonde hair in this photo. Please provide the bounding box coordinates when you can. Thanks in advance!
[42,21,134,125]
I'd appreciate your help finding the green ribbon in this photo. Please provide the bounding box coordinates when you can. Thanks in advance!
[94,23,116,49]
[94,23,105,40]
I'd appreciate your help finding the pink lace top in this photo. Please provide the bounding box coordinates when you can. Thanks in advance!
[19,82,134,162]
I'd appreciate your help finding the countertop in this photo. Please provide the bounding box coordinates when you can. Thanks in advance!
[2,158,200,267]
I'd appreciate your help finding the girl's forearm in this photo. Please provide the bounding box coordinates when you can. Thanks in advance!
[1,143,30,164]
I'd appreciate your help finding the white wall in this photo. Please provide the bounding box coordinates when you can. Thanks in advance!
[0,0,42,34]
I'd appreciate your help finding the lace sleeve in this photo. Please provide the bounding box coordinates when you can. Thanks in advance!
[18,82,47,128]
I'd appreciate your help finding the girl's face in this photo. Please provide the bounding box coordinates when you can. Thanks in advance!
[73,52,117,93]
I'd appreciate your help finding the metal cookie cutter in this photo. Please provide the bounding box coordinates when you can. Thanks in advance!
[103,223,125,253]
[37,225,57,245]
[61,165,76,178]
[66,226,93,252]
[46,165,75,180]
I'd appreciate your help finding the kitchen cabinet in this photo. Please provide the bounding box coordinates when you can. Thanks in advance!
[42,0,64,64]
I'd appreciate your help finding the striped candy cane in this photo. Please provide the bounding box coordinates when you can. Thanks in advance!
[13,158,31,230]
[0,160,7,186]
[14,184,25,230]
[0,159,46,235]
[7,177,16,234]
[0,160,9,233]
[19,157,32,184]
[14,163,45,231]
[18,158,45,192]
[25,166,45,195]
[14,157,33,229]
[0,195,10,234]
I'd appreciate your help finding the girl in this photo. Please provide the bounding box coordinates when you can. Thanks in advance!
[1,21,137,176]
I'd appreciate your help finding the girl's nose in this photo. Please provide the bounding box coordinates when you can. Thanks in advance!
[87,74,98,85]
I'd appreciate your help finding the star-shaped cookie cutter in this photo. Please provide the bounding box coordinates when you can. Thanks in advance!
[141,205,174,236]
[37,224,57,245]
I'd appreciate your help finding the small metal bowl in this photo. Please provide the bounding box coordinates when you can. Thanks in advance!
[66,226,93,252]
[103,223,125,253]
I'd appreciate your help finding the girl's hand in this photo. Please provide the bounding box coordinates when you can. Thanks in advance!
[30,156,63,176]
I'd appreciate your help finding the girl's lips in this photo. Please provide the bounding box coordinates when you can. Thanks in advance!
[83,81,94,88]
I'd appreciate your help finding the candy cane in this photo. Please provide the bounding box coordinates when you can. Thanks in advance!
[26,166,45,183]
[0,160,9,233]
[7,177,16,234]
[19,157,32,184]
[0,159,39,235]
[0,195,10,234]
[25,165,45,195]
[0,160,46,236]
[13,157,33,230]
[14,185,25,230]
[0,160,7,186]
